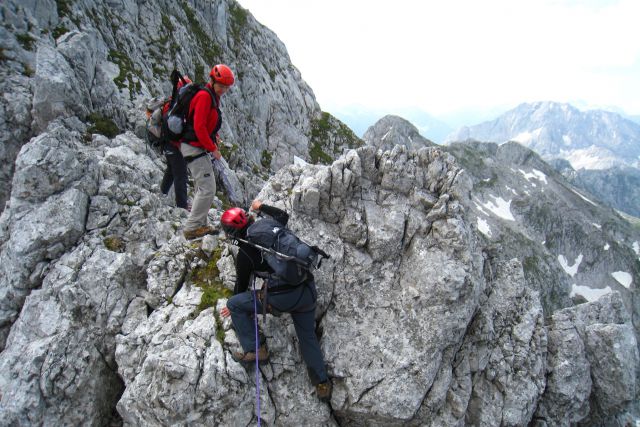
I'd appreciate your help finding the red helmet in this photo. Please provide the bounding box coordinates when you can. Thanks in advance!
[210,64,235,86]
[221,207,248,234]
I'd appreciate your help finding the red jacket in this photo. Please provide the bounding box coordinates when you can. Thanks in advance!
[185,82,220,152]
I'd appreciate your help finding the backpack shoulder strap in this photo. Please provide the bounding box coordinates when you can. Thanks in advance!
[201,86,217,109]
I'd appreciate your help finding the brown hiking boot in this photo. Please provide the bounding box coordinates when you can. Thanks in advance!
[183,225,216,240]
[232,346,269,365]
[315,381,332,402]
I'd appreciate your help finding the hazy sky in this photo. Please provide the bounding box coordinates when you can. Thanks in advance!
[236,0,640,119]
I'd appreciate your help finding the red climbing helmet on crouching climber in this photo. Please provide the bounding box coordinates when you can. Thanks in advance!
[221,207,249,234]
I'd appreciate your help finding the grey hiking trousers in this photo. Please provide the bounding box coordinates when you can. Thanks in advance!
[180,143,215,231]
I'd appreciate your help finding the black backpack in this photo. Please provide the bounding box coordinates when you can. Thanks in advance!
[163,83,217,142]
[145,70,218,149]
[246,218,328,286]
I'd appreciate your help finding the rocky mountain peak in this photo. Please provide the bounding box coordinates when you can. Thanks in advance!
[445,101,640,170]
[363,114,436,152]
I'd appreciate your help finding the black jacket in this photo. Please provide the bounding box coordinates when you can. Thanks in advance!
[233,204,289,294]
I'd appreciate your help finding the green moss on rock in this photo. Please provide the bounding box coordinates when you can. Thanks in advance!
[191,247,233,313]
[309,111,362,165]
[87,112,119,138]
[103,236,125,252]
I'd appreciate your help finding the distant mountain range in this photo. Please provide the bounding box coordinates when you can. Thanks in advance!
[445,101,640,170]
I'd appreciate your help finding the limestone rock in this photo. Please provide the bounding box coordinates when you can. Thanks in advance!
[0,123,181,425]
[363,115,436,152]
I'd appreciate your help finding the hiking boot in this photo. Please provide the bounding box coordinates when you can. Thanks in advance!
[315,381,332,402]
[232,346,269,365]
[183,225,216,240]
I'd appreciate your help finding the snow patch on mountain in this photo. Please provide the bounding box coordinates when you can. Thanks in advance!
[570,284,612,302]
[519,168,548,185]
[558,254,583,277]
[512,128,543,145]
[572,189,598,206]
[445,101,640,171]
[612,271,633,288]
[477,217,492,237]
[476,196,515,221]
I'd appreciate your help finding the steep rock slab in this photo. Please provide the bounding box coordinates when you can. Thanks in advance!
[0,124,180,425]
[0,122,98,349]
[429,259,547,426]
[535,292,639,426]
[258,145,486,424]
[116,244,336,426]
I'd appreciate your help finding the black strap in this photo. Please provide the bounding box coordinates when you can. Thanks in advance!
[169,69,181,109]
[183,151,208,163]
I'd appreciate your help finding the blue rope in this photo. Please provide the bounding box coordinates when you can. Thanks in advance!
[252,278,261,426]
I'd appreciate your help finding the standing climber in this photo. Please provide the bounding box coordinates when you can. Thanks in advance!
[159,75,191,210]
[181,64,235,240]
[219,200,332,402]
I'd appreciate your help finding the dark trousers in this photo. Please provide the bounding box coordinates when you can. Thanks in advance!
[227,282,328,385]
[160,143,188,209]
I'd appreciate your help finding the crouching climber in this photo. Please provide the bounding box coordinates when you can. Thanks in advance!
[219,199,332,402]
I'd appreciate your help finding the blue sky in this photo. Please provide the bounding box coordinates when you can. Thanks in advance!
[236,0,639,123]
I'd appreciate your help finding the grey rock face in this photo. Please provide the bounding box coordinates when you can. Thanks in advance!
[0,124,181,426]
[536,292,639,426]
[0,122,98,349]
[449,260,547,427]
[363,114,436,152]
[1,0,327,214]
[32,44,91,133]
[1,124,638,425]
[560,166,640,218]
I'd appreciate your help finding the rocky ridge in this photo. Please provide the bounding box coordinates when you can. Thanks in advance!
[1,122,638,425]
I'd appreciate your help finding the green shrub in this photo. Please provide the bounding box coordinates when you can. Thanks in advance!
[261,149,272,169]
[103,236,125,252]
[180,3,222,64]
[87,112,119,138]
[52,25,69,39]
[229,3,248,40]
[16,33,36,51]
[55,0,73,18]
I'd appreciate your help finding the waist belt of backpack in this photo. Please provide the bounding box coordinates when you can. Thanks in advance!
[183,151,209,163]
[257,279,313,318]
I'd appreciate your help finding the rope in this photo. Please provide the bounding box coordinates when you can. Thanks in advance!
[252,275,261,426]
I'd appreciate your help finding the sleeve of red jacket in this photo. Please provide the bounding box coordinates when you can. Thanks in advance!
[191,92,218,152]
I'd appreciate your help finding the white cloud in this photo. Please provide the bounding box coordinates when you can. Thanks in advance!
[237,0,640,116]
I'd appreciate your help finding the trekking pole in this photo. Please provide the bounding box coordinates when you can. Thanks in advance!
[231,237,318,269]
[251,274,262,426]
